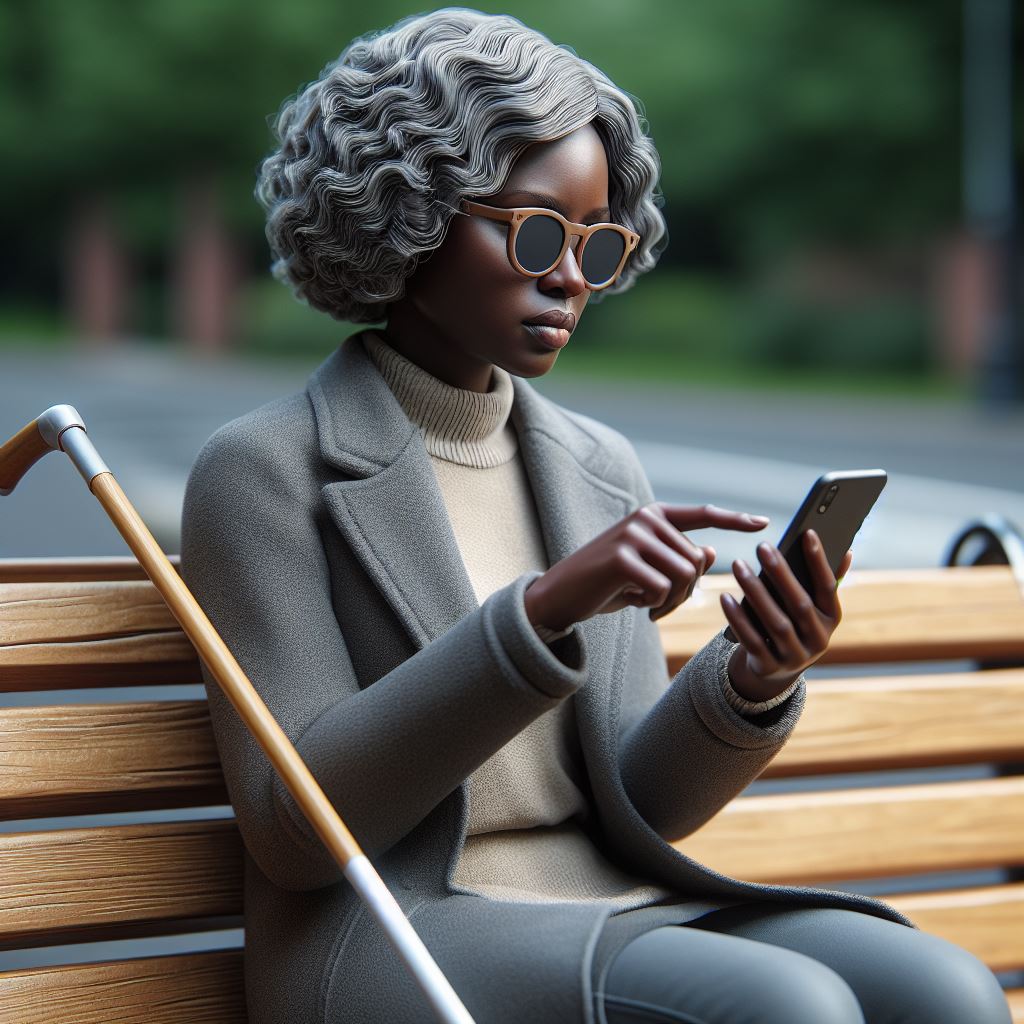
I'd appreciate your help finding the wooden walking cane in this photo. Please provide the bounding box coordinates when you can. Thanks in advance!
[0,404,476,1024]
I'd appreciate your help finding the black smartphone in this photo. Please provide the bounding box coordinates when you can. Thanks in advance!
[722,469,887,645]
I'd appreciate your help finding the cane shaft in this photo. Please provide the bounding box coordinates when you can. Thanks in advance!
[0,403,475,1023]
[88,471,364,864]
[87,470,476,1024]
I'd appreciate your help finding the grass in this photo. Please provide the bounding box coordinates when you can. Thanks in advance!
[543,345,970,401]
[0,282,975,405]
[0,324,973,404]
[0,309,69,346]
[224,328,969,402]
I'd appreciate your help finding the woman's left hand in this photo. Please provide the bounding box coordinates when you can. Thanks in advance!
[720,529,853,701]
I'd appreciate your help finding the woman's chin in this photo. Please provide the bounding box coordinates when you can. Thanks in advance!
[505,350,561,379]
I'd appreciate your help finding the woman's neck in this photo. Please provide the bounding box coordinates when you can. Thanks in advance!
[381,303,495,393]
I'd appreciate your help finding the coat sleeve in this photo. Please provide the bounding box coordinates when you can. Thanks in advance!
[180,422,588,892]
[613,440,807,843]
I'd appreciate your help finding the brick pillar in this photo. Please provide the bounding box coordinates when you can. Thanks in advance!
[168,174,242,353]
[930,231,995,380]
[64,195,130,347]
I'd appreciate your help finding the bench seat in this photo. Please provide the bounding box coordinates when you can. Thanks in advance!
[1,557,1021,1022]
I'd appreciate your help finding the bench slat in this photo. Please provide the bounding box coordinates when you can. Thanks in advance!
[0,580,200,690]
[763,668,1024,777]
[0,898,1017,1020]
[0,821,242,948]
[6,566,1023,687]
[675,777,1024,882]
[1,581,179,645]
[0,556,180,584]
[1,959,1009,1024]
[0,702,227,819]
[1008,988,1024,1024]
[4,782,1020,951]
[0,950,244,1024]
[0,644,201,690]
[1,669,1019,822]
[662,566,1024,670]
[0,669,1016,823]
[887,882,1024,973]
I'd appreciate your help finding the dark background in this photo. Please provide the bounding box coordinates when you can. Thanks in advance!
[1,0,1021,400]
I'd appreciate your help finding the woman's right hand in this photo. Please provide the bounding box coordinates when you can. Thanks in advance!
[524,503,772,631]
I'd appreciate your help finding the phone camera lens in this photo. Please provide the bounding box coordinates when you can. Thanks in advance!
[819,483,839,513]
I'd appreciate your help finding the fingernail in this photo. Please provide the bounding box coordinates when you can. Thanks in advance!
[760,543,776,564]
[747,514,770,523]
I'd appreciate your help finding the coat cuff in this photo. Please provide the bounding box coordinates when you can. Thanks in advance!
[689,629,806,748]
[485,570,587,700]
[723,665,801,715]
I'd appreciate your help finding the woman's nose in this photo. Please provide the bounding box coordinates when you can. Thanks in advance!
[542,232,587,296]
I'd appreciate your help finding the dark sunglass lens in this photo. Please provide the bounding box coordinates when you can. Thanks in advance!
[514,214,564,273]
[581,229,627,285]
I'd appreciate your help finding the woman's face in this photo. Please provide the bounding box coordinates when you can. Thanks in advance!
[383,121,611,392]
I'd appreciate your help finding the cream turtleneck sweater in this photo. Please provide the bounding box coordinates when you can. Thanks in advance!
[360,329,796,906]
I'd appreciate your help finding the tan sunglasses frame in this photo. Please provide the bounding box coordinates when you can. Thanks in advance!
[461,200,640,291]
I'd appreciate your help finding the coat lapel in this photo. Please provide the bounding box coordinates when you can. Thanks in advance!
[305,331,639,673]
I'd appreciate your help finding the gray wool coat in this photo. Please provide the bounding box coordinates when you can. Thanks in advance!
[179,330,917,1024]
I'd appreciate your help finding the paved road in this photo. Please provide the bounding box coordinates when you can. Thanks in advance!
[2,339,1022,571]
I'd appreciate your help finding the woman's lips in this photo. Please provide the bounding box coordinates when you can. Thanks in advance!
[523,309,574,350]
[524,323,571,350]
[524,310,575,330]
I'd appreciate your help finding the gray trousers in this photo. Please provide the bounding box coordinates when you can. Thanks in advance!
[598,902,1013,1024]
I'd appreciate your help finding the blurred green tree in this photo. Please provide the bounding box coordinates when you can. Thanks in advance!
[0,0,1017,366]
[546,0,966,267]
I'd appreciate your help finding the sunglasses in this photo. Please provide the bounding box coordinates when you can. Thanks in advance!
[461,201,640,291]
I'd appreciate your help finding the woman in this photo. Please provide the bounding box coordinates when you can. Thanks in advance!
[180,9,1012,1023]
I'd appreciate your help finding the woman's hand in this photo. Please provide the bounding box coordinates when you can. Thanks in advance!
[722,529,853,701]
[524,502,771,632]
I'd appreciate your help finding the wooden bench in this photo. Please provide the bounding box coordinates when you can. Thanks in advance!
[1,551,1022,1022]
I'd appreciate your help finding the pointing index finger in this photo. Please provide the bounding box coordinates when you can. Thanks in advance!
[662,504,771,533]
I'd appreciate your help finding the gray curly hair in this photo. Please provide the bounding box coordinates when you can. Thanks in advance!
[255,7,669,324]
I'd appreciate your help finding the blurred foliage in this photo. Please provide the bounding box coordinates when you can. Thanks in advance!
[0,0,408,278]
[548,0,971,266]
[0,0,1019,381]
[580,270,930,373]
[237,277,373,360]
[1,0,978,258]
[739,294,929,373]
[235,265,931,380]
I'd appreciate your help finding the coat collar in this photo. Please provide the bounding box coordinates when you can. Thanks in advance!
[305,330,637,653]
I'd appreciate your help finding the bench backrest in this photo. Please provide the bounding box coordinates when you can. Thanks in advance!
[0,557,244,1023]
[667,567,1024,1022]
[1,558,1022,1022]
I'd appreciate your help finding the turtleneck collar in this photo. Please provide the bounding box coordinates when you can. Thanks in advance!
[360,329,518,468]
